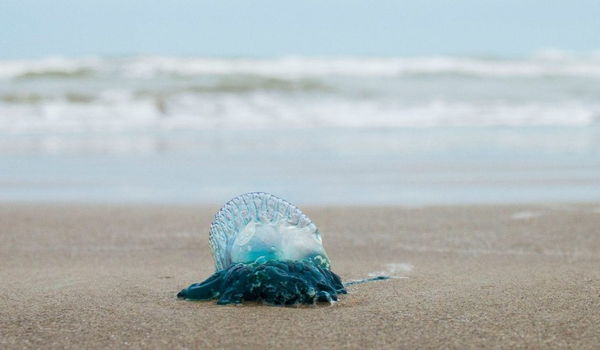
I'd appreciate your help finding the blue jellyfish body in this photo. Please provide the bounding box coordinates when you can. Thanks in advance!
[177,192,346,305]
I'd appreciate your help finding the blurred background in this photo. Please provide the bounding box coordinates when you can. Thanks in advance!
[1,0,600,205]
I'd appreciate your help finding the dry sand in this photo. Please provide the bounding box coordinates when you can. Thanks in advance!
[1,203,599,349]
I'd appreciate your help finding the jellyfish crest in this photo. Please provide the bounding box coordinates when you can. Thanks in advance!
[209,192,331,271]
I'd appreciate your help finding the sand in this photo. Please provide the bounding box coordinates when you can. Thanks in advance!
[1,203,599,349]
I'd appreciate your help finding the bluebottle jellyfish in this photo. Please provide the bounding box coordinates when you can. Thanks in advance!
[177,192,347,306]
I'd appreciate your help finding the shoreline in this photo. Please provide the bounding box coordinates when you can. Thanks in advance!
[1,203,599,348]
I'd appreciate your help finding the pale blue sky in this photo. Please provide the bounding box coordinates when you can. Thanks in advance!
[1,0,599,58]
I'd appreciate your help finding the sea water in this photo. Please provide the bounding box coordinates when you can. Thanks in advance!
[1,54,600,204]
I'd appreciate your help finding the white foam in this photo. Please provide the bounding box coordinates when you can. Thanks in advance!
[368,263,414,278]
[511,211,543,220]
[2,54,600,79]
[1,96,598,133]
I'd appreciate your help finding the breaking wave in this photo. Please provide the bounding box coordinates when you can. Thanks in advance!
[1,53,600,132]
[3,52,600,79]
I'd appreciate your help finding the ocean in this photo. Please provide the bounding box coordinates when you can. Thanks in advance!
[1,54,599,204]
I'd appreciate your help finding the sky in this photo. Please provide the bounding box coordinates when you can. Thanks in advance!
[1,0,599,59]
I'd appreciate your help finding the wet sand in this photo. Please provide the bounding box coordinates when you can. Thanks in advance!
[1,203,599,348]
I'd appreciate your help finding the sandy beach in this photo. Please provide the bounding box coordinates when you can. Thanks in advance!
[3,1,600,349]
[1,203,599,349]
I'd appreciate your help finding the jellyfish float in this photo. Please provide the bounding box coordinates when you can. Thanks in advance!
[177,192,347,305]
